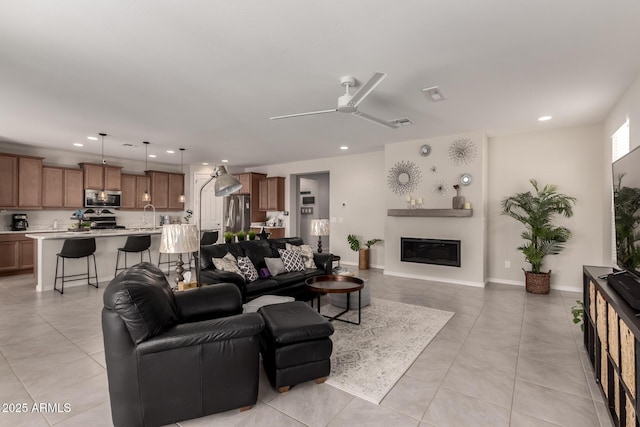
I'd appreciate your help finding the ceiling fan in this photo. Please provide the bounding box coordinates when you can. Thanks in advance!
[270,72,400,129]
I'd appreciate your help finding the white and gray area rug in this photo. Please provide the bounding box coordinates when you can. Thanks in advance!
[322,298,454,404]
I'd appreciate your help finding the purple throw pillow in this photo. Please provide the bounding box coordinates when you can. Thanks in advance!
[258,267,271,278]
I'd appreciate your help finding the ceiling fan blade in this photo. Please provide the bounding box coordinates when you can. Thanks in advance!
[349,72,387,108]
[353,111,399,129]
[270,109,337,120]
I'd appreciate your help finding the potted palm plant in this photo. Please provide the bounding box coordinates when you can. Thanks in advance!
[347,234,382,270]
[500,179,576,294]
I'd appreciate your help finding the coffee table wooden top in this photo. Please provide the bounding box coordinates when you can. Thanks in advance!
[306,275,364,294]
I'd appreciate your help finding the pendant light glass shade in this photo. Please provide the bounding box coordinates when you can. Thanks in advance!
[178,148,185,203]
[142,141,151,203]
[97,133,108,201]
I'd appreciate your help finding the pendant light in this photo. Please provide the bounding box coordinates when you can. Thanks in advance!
[142,141,151,203]
[178,148,185,203]
[97,133,108,202]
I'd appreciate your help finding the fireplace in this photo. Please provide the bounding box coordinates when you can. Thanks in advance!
[401,238,461,267]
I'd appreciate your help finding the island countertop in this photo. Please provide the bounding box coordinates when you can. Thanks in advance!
[26,228,163,240]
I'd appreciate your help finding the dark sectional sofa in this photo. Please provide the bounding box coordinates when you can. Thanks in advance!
[199,237,333,302]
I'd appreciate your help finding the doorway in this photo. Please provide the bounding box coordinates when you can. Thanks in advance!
[296,172,330,251]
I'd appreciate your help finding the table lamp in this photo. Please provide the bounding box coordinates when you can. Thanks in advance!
[159,224,199,285]
[310,219,330,253]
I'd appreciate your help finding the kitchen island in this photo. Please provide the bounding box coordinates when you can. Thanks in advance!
[26,228,164,292]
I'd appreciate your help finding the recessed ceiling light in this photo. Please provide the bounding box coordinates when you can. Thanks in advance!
[148,154,157,158]
[221,159,229,163]
[73,143,84,147]
[340,146,349,150]
[202,162,209,166]
[538,115,552,121]
[87,136,98,141]
[166,150,175,154]
[422,86,446,102]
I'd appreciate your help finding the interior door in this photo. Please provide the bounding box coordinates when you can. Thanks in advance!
[194,173,222,236]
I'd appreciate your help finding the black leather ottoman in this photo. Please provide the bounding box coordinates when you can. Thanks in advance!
[258,301,334,392]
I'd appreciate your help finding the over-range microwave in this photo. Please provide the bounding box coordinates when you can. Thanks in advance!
[84,189,122,208]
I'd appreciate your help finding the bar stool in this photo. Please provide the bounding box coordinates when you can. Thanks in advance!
[115,234,151,276]
[201,231,219,245]
[54,238,98,294]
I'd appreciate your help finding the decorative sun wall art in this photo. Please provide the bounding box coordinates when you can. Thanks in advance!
[387,160,422,195]
[432,180,448,196]
[448,138,477,166]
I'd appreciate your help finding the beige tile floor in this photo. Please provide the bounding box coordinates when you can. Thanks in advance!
[0,269,612,427]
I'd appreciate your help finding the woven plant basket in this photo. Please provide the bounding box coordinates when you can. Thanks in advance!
[523,269,551,294]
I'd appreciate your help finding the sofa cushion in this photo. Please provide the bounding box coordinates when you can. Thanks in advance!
[271,271,306,286]
[237,256,259,282]
[238,240,272,270]
[286,243,315,269]
[245,278,281,297]
[103,262,178,344]
[269,237,304,255]
[199,243,230,269]
[265,257,286,276]
[212,252,243,277]
[278,249,305,272]
[303,268,324,279]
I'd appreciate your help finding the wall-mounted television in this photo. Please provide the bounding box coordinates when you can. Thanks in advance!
[609,146,640,309]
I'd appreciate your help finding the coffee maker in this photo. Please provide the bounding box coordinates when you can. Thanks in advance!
[12,213,28,231]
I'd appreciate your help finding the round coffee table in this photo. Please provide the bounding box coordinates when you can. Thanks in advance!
[306,275,364,325]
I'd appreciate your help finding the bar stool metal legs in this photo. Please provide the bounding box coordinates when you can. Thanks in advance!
[54,238,98,295]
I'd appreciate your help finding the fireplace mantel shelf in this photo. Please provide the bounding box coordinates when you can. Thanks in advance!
[387,209,473,217]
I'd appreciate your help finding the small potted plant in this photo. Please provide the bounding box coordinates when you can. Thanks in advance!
[236,230,246,241]
[500,179,576,294]
[248,230,257,240]
[223,231,234,244]
[347,234,382,270]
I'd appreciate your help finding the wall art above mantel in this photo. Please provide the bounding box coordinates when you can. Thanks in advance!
[387,160,422,195]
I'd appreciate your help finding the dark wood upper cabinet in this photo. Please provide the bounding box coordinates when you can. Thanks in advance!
[79,163,122,190]
[63,168,84,208]
[147,171,169,209]
[168,173,185,210]
[18,156,43,208]
[259,177,285,211]
[42,166,64,208]
[0,155,18,207]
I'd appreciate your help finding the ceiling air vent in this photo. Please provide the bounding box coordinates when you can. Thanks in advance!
[422,86,445,102]
[392,118,413,127]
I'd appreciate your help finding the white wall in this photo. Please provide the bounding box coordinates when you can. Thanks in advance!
[603,72,640,263]
[488,123,604,291]
[247,151,386,267]
[384,132,487,286]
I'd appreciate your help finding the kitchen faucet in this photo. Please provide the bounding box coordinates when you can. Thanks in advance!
[143,204,156,229]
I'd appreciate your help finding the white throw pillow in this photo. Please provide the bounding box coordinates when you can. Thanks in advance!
[212,252,243,277]
[278,248,305,272]
[264,257,286,276]
[286,243,316,269]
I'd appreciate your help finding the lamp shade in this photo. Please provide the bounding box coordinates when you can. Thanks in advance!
[159,224,199,254]
[213,165,243,196]
[310,219,330,236]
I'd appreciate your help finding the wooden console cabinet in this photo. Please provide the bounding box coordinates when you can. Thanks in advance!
[584,266,639,427]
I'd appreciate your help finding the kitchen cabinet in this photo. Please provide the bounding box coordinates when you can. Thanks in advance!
[259,177,285,211]
[79,163,122,190]
[18,156,43,208]
[146,171,183,210]
[0,234,34,276]
[231,172,266,222]
[121,174,153,210]
[0,153,43,209]
[168,173,185,210]
[42,167,84,208]
[0,154,18,207]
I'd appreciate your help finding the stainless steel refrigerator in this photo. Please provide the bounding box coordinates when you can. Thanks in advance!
[223,194,250,234]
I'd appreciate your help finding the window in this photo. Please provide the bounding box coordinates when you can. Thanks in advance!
[612,117,630,162]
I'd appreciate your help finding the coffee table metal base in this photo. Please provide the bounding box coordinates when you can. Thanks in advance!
[315,290,361,325]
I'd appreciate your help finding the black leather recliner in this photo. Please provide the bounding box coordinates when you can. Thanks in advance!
[102,262,264,427]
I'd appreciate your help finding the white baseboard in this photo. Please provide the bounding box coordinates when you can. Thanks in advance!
[487,277,581,293]
[383,270,486,288]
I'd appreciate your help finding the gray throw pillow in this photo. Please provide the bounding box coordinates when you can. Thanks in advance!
[265,257,286,276]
